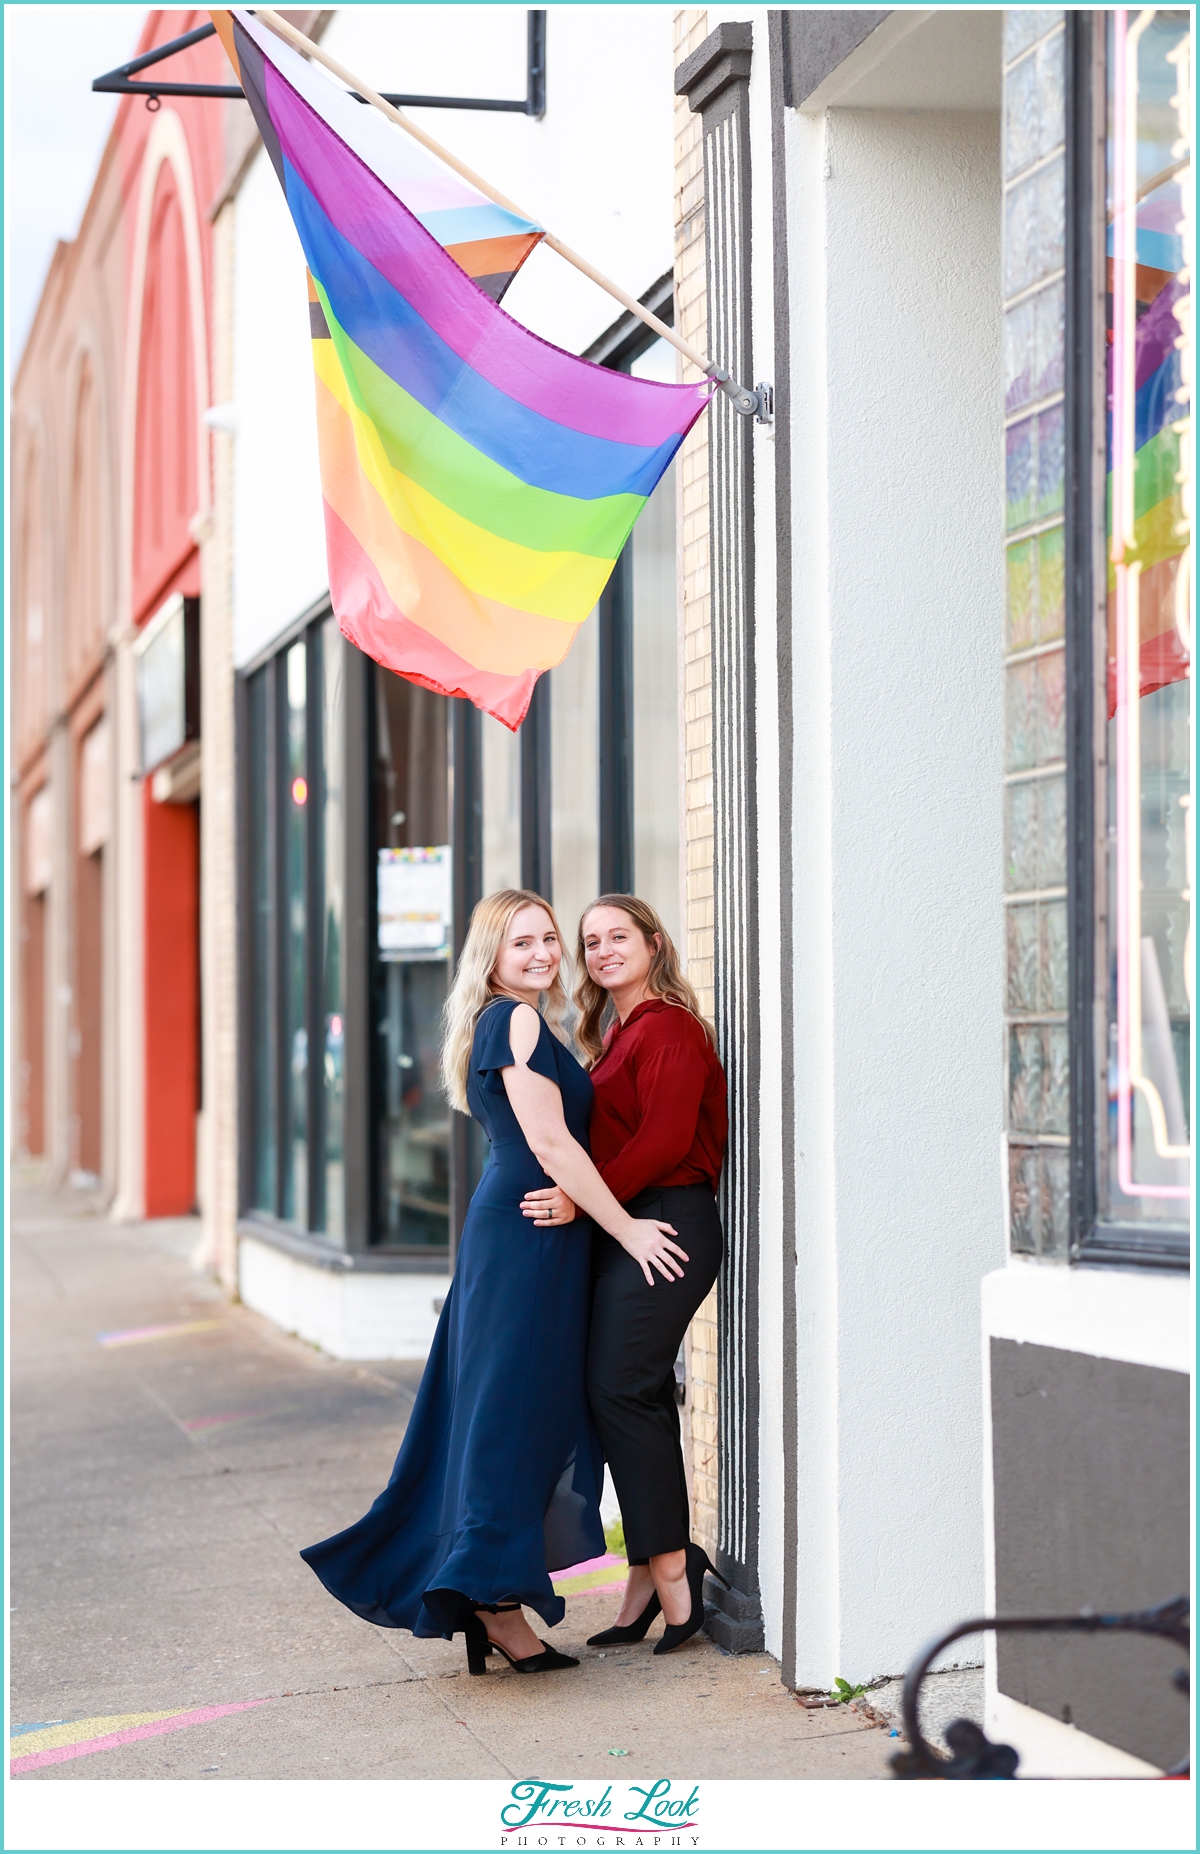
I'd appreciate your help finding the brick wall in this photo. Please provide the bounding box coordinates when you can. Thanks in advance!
[673,7,719,1562]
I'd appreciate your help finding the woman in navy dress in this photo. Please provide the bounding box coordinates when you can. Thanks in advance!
[300,888,687,1676]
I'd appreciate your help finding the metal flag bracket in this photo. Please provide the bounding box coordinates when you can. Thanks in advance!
[98,6,763,422]
[93,12,548,116]
[704,367,768,420]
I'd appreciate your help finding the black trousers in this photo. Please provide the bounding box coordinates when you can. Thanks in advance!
[586,1185,724,1564]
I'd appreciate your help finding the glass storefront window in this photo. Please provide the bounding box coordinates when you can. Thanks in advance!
[322,618,346,1243]
[247,666,275,1209]
[374,667,451,1249]
[482,714,521,896]
[1102,9,1192,1234]
[282,637,308,1227]
[551,612,600,951]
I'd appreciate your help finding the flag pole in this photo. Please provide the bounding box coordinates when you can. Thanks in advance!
[251,6,762,416]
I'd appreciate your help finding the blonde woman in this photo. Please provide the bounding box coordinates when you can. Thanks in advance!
[300,889,686,1679]
[522,895,728,1656]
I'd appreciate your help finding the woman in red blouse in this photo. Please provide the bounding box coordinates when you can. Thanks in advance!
[522,894,728,1654]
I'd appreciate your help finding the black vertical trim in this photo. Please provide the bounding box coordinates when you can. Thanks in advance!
[306,624,325,1234]
[272,655,290,1221]
[520,675,552,898]
[1065,10,1098,1259]
[767,7,798,1691]
[234,668,255,1214]
[451,698,484,962]
[526,8,547,118]
[450,698,485,1268]
[598,547,634,894]
[343,637,372,1253]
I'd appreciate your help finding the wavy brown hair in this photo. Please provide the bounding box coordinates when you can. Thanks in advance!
[572,893,715,1067]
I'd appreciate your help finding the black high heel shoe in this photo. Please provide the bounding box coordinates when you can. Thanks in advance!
[587,1588,662,1647]
[652,1542,729,1656]
[465,1604,580,1675]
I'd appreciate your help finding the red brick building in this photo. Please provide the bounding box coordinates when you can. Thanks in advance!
[12,10,225,1216]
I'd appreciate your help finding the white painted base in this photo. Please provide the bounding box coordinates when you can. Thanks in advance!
[982,1256,1192,1374]
[985,1681,1163,1778]
[238,1234,444,1361]
[981,1260,1190,1778]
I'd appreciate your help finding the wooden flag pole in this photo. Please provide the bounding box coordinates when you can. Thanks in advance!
[252,6,761,414]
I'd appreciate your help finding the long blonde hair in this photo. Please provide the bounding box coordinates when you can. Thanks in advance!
[573,893,715,1067]
[441,889,571,1113]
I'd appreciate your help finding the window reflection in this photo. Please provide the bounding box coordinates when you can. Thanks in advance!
[322,618,346,1243]
[1103,8,1192,1229]
[281,638,308,1226]
[248,666,275,1210]
[551,612,599,951]
[374,668,451,1249]
[482,713,521,896]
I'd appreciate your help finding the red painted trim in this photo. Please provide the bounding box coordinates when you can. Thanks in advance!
[143,787,199,1216]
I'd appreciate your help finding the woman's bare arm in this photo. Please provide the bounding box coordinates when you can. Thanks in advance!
[501,1004,688,1284]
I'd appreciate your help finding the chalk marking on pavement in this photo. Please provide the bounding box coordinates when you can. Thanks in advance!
[552,1551,629,1598]
[95,1321,223,1348]
[178,1401,300,1431]
[129,1370,303,1550]
[10,1701,272,1772]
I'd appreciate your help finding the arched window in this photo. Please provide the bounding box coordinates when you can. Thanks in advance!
[68,361,103,680]
[133,168,198,621]
[19,442,47,758]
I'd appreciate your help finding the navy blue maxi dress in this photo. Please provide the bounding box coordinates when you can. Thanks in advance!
[300,998,605,1639]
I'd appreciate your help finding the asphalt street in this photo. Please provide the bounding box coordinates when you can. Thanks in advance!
[9,1180,894,1781]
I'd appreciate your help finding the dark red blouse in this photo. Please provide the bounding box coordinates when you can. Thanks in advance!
[589,999,728,1204]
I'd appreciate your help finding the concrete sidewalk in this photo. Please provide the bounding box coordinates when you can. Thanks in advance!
[9,1183,894,1781]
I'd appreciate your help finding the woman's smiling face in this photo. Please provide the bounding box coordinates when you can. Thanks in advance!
[582,905,658,995]
[492,905,562,997]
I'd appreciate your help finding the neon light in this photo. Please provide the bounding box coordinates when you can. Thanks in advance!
[1113,8,1191,1198]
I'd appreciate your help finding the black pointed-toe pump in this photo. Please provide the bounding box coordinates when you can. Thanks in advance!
[586,1588,662,1647]
[465,1604,580,1675]
[653,1542,729,1656]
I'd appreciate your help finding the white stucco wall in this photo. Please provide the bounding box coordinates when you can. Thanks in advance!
[786,100,1006,1684]
[229,2,677,669]
[231,147,328,668]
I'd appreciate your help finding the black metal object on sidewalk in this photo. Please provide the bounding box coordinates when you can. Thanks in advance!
[890,1595,1190,1779]
[93,13,547,116]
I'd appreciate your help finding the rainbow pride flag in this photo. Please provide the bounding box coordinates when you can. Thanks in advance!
[214,11,712,727]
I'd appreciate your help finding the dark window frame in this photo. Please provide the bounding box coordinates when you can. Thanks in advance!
[1065,13,1190,1274]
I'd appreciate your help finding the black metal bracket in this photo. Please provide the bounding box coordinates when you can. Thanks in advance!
[93,12,547,116]
[890,1595,1190,1779]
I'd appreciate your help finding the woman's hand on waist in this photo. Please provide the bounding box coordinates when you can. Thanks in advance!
[520,1185,577,1227]
[618,1218,690,1286]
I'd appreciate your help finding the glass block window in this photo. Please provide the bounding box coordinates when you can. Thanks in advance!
[1003,10,1070,1255]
